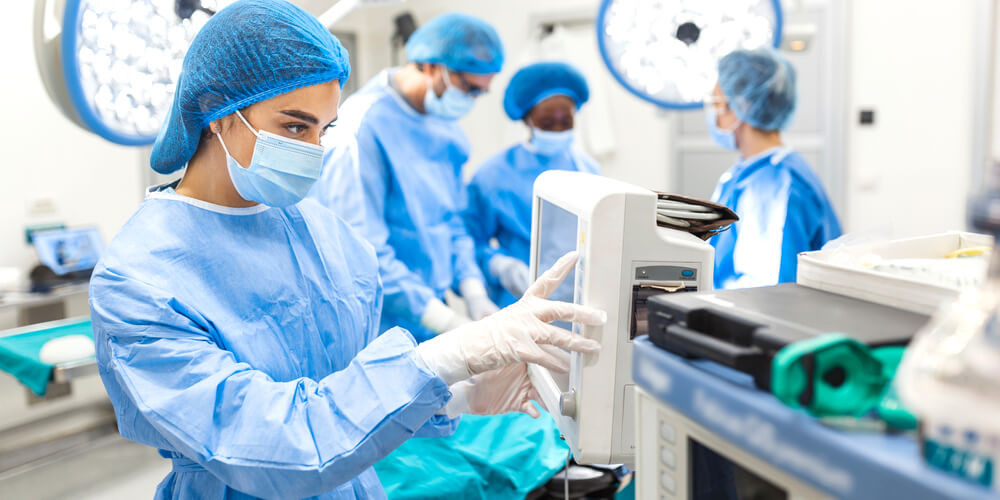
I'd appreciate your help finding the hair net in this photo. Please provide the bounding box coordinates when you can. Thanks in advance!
[718,48,797,132]
[404,13,504,75]
[150,0,351,174]
[502,62,589,120]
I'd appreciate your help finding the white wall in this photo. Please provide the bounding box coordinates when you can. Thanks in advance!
[844,0,984,237]
[305,0,674,191]
[0,2,145,284]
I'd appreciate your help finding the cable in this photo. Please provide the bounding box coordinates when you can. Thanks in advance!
[656,213,692,227]
[564,442,571,500]
[657,208,721,221]
[656,199,714,213]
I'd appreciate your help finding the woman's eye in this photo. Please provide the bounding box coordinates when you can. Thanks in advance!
[286,124,306,134]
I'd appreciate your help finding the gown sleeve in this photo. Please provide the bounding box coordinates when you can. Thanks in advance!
[90,265,453,500]
[316,123,439,324]
[449,169,486,289]
[464,172,503,285]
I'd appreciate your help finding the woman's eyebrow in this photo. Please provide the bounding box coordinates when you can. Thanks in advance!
[279,109,319,124]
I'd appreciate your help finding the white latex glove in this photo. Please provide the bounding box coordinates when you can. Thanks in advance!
[442,362,549,418]
[489,254,532,298]
[416,251,605,385]
[459,278,500,320]
[420,298,472,335]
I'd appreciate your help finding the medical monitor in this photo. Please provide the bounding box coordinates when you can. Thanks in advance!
[528,171,714,465]
[32,227,104,275]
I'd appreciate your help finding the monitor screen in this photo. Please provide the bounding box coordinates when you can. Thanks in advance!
[689,438,788,500]
[536,199,580,305]
[33,228,104,275]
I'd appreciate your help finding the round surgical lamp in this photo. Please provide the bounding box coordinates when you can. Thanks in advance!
[34,0,228,146]
[596,0,783,110]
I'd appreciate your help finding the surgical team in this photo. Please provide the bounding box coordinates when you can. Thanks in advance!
[88,1,841,498]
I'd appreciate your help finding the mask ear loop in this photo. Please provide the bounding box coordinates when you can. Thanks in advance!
[234,110,261,138]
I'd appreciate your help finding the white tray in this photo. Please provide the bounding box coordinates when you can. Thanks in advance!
[796,231,993,314]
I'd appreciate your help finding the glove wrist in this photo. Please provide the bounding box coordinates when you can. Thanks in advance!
[420,298,457,335]
[458,278,489,300]
[415,330,472,386]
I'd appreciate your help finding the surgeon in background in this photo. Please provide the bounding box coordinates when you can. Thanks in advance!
[310,13,502,342]
[88,2,603,498]
[706,48,841,289]
[464,62,599,307]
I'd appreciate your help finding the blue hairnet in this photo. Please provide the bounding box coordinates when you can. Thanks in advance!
[150,0,351,174]
[405,13,504,75]
[718,48,796,131]
[503,62,589,120]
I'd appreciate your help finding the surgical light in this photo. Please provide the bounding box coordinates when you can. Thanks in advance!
[34,0,230,145]
[596,0,783,109]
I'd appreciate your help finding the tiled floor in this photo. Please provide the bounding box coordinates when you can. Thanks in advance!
[0,435,170,499]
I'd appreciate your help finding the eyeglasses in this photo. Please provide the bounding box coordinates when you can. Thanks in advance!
[445,67,487,97]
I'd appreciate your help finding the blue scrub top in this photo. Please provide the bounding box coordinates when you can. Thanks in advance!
[310,70,485,341]
[464,143,599,306]
[90,187,456,499]
[710,147,842,289]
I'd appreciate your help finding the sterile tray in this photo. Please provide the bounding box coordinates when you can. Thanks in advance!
[797,231,993,314]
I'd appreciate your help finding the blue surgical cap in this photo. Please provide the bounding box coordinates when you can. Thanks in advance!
[405,13,504,75]
[718,48,796,132]
[150,0,351,174]
[503,62,589,121]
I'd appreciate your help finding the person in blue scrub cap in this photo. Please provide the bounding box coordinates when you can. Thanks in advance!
[88,2,604,499]
[706,48,842,289]
[464,62,598,307]
[309,13,506,342]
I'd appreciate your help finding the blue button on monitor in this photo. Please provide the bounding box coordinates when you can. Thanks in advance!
[681,270,694,277]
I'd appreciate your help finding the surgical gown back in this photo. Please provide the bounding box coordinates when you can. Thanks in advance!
[464,144,599,306]
[309,70,484,341]
[89,187,456,500]
[710,147,842,289]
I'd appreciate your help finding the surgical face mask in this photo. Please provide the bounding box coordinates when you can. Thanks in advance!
[529,127,574,156]
[216,110,324,207]
[424,67,476,120]
[705,104,739,151]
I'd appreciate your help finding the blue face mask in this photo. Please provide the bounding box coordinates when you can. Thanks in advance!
[424,67,476,120]
[529,127,574,156]
[705,104,739,151]
[217,110,324,207]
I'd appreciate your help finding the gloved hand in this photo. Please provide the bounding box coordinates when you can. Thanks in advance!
[416,251,605,386]
[489,254,532,298]
[441,362,549,418]
[459,278,500,320]
[420,298,472,335]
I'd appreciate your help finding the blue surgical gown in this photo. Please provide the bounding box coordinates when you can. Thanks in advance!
[89,186,457,500]
[310,70,484,341]
[710,147,842,289]
[464,144,599,306]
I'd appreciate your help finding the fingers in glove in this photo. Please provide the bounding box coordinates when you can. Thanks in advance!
[529,298,607,326]
[535,323,602,354]
[524,251,578,299]
[515,340,572,373]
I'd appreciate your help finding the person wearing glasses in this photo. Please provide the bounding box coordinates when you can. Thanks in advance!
[704,48,841,289]
[310,13,503,342]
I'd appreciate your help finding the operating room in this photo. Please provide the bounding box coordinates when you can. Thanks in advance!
[1,0,999,498]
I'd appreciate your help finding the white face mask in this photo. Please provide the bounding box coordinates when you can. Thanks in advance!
[217,110,324,207]
[529,127,574,156]
[705,102,740,151]
[424,67,476,120]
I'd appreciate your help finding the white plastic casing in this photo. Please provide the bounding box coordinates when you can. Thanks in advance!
[527,171,714,465]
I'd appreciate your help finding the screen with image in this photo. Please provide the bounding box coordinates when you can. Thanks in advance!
[537,199,580,306]
[33,228,104,275]
[536,199,580,394]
